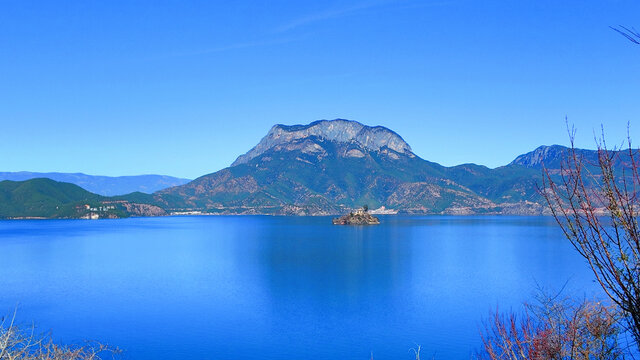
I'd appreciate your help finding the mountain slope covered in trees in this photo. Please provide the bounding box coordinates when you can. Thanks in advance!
[0,178,165,219]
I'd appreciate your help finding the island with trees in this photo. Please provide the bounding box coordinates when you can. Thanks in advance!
[332,205,380,225]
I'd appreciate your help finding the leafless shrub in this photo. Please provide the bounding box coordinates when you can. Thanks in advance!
[0,311,120,360]
[477,293,625,360]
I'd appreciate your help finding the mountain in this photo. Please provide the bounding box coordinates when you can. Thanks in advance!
[0,172,190,196]
[510,145,576,169]
[231,119,414,166]
[155,119,555,215]
[0,178,166,219]
[509,145,638,172]
[5,120,631,218]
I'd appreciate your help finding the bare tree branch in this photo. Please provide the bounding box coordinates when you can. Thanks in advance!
[542,127,640,348]
[611,26,640,45]
[0,312,120,360]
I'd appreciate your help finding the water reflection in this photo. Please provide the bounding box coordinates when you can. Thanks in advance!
[0,216,603,359]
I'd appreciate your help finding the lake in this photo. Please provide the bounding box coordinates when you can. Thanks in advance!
[0,216,603,359]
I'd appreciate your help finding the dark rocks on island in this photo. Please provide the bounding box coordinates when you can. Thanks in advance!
[333,207,380,225]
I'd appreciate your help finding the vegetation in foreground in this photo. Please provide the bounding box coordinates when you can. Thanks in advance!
[478,293,627,359]
[0,313,119,360]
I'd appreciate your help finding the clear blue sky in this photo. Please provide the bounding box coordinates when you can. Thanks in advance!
[1,0,639,179]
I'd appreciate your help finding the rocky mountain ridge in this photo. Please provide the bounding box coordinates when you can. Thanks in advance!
[509,145,638,173]
[231,119,414,166]
[156,119,562,215]
[510,145,570,168]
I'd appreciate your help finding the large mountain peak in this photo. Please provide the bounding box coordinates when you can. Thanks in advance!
[509,145,570,168]
[231,119,413,166]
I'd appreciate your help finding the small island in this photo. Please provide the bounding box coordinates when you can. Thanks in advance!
[332,205,380,225]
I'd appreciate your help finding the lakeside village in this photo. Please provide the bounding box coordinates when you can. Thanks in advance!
[71,202,387,222]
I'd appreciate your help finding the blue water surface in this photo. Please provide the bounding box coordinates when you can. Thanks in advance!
[0,216,603,359]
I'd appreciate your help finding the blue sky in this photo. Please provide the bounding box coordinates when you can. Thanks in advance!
[1,0,639,179]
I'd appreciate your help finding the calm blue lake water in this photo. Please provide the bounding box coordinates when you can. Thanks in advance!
[0,216,603,359]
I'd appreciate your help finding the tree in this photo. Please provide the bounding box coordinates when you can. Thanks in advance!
[363,204,368,212]
[541,129,640,347]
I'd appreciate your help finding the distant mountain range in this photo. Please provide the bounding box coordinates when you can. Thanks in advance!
[0,178,164,219]
[151,119,624,215]
[1,119,632,219]
[0,172,190,196]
